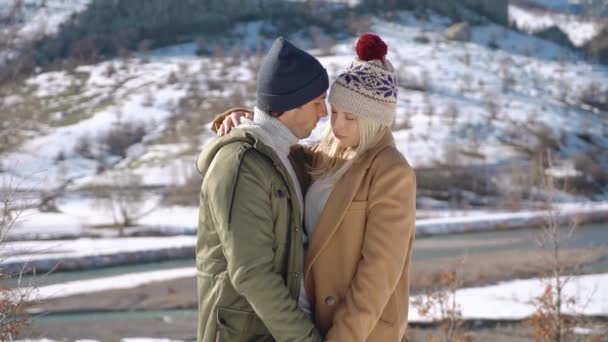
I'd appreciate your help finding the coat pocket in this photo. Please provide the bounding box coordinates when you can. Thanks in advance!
[379,292,399,326]
[197,258,226,277]
[348,200,368,211]
[216,306,271,341]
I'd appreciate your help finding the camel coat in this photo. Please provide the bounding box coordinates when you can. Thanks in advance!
[304,129,416,342]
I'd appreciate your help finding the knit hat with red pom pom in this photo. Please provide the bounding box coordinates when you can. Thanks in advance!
[329,33,397,126]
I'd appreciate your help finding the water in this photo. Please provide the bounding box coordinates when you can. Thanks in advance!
[1,259,194,288]
[31,308,197,322]
[413,222,608,260]
[20,222,608,324]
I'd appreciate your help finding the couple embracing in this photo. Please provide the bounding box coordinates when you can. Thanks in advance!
[195,33,416,342]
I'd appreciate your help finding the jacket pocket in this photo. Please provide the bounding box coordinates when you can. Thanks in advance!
[379,292,398,326]
[348,200,367,211]
[197,258,227,277]
[216,306,271,341]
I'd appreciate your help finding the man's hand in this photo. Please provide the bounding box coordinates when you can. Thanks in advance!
[217,111,252,137]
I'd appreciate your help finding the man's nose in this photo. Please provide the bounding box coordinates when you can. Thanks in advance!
[319,101,328,117]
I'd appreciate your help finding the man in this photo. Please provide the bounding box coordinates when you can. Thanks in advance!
[196,37,328,342]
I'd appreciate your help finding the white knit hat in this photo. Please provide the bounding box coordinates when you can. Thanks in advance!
[329,33,397,127]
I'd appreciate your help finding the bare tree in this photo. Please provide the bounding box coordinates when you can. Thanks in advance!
[346,12,370,36]
[443,103,459,127]
[310,27,336,56]
[423,94,435,127]
[527,151,598,341]
[0,176,30,340]
[459,74,473,93]
[483,93,500,121]
[93,170,156,236]
[499,59,516,93]
[579,81,608,112]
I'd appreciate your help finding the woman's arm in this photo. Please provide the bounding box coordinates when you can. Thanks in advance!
[211,107,252,135]
[326,152,416,341]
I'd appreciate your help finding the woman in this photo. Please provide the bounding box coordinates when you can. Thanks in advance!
[217,33,416,341]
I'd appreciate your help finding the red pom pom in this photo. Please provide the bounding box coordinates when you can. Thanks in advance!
[356,33,388,61]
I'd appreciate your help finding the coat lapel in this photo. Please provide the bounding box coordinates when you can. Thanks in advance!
[304,129,395,286]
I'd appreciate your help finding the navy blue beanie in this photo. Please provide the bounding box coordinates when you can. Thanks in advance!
[256,37,329,113]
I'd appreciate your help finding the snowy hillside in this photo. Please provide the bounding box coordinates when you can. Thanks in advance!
[1,9,607,231]
[509,2,607,46]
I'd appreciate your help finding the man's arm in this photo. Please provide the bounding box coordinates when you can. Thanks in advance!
[211,152,322,342]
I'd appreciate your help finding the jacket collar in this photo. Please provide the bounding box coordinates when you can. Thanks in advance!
[197,128,302,218]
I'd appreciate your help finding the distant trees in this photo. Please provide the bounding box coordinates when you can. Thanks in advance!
[0,0,44,83]
[31,0,328,66]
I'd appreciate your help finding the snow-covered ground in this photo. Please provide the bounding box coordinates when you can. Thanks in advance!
[3,236,195,265]
[6,194,197,240]
[509,3,606,46]
[18,262,608,320]
[24,267,195,300]
[6,199,608,241]
[1,236,195,275]
[411,273,608,321]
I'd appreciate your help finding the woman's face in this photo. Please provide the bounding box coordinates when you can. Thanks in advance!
[330,103,360,148]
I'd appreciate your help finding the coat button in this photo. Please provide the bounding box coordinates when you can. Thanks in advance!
[325,296,336,306]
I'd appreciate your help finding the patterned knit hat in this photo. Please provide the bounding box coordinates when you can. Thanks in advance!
[329,33,397,126]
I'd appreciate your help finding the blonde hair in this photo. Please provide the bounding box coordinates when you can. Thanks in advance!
[310,115,386,180]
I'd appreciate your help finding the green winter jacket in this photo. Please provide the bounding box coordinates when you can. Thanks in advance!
[195,128,321,342]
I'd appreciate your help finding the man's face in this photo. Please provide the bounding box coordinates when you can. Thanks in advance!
[280,92,328,139]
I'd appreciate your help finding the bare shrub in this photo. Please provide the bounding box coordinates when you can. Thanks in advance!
[74,135,94,159]
[346,12,370,35]
[579,82,608,111]
[93,171,148,236]
[411,258,473,342]
[310,27,336,56]
[100,121,147,158]
[0,175,30,340]
[167,72,179,84]
[401,68,431,92]
[499,117,560,158]
[500,63,516,93]
[443,103,460,127]
[483,93,500,121]
[162,170,201,207]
